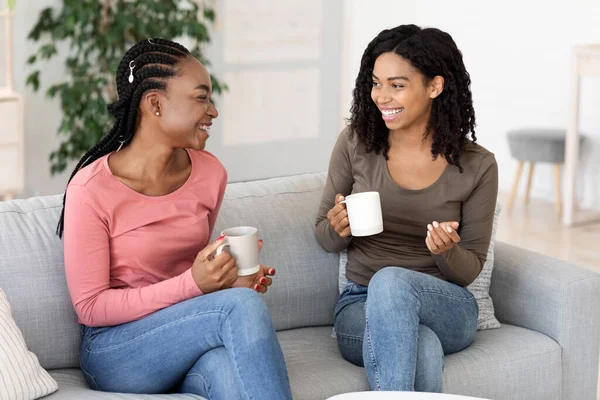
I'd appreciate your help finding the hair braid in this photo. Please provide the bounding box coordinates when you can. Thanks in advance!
[56,38,191,238]
[349,25,476,170]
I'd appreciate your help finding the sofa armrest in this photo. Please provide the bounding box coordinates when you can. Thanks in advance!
[490,241,600,400]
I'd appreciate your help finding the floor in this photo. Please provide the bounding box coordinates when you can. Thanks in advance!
[495,191,600,399]
[496,192,600,273]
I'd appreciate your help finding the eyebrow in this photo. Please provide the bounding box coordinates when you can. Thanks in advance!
[195,84,210,91]
[372,73,409,82]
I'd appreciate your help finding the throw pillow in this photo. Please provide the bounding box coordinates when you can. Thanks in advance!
[466,203,502,330]
[0,288,58,400]
[336,203,502,331]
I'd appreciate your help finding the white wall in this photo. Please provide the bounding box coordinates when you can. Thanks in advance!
[341,0,600,210]
[9,0,70,198]
[7,0,600,207]
[6,0,164,197]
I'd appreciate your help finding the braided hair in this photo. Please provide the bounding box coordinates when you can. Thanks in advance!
[56,38,191,238]
[349,24,476,172]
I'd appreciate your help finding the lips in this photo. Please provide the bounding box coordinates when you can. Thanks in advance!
[380,108,404,121]
[197,124,211,134]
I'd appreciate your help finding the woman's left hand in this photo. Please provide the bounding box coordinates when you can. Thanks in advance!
[425,221,461,255]
[231,239,276,293]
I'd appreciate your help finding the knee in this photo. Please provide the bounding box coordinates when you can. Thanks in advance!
[418,326,444,365]
[223,288,272,324]
[416,325,444,383]
[369,267,418,300]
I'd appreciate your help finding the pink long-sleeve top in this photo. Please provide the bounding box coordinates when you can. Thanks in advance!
[63,149,227,328]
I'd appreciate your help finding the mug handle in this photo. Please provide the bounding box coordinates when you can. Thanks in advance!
[216,238,229,256]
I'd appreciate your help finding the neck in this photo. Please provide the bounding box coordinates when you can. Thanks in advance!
[388,118,433,153]
[117,124,183,181]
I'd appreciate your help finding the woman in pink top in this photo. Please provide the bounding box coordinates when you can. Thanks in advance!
[57,38,292,399]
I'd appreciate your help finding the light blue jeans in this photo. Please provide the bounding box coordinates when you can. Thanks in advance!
[79,288,292,400]
[334,267,478,392]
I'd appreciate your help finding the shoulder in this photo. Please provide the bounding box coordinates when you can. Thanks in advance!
[459,140,497,176]
[188,149,228,185]
[334,125,363,155]
[69,155,109,187]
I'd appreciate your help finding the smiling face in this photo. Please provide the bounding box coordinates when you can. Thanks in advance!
[371,52,443,133]
[145,56,218,151]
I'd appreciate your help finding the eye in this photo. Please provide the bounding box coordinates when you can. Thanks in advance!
[372,81,381,87]
[393,84,405,89]
[196,95,207,101]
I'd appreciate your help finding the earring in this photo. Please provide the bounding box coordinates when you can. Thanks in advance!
[128,61,135,83]
[116,136,126,152]
[155,111,160,116]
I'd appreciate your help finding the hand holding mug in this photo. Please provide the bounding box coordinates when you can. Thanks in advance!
[191,238,238,294]
[425,221,461,255]
[327,194,351,238]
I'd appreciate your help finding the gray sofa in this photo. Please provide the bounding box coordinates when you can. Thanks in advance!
[1,172,599,400]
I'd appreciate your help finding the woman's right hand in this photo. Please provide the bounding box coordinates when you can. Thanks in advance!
[327,193,351,238]
[191,238,238,294]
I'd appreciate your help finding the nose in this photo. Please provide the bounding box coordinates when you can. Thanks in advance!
[375,87,393,105]
[207,102,218,119]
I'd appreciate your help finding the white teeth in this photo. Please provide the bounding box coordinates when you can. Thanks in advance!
[198,125,211,131]
[382,109,403,116]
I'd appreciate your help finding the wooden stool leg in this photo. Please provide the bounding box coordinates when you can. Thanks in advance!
[554,164,562,216]
[508,161,524,211]
[525,162,535,205]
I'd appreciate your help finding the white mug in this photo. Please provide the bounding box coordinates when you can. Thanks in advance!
[340,191,384,237]
[216,226,261,276]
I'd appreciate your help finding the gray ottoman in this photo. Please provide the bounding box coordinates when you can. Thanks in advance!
[506,128,586,215]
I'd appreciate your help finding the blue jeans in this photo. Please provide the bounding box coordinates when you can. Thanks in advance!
[334,267,478,392]
[79,288,292,400]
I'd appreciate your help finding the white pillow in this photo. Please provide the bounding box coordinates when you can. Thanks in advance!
[0,288,58,400]
[336,203,502,331]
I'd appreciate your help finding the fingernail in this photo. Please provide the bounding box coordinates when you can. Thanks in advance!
[433,221,439,228]
[259,239,263,244]
[447,226,452,233]
[217,235,225,241]
[427,224,433,231]
[269,268,275,275]
[260,277,266,284]
[427,231,431,237]
[254,284,260,291]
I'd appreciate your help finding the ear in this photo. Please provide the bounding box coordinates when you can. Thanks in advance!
[429,76,444,99]
[141,91,162,116]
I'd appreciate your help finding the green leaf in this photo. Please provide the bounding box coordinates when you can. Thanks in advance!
[39,43,58,59]
[203,8,215,22]
[8,0,16,10]
[26,55,37,65]
[26,71,40,91]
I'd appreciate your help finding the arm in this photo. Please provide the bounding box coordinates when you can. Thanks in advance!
[63,185,202,327]
[208,170,228,236]
[490,242,600,400]
[315,129,354,253]
[433,153,498,286]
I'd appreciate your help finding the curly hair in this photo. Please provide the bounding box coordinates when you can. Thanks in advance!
[56,38,191,238]
[349,24,476,172]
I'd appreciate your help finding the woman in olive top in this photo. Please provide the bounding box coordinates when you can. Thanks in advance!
[315,25,498,393]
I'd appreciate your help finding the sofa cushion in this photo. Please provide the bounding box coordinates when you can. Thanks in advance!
[278,324,561,400]
[47,369,203,399]
[0,195,80,370]
[213,172,340,331]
